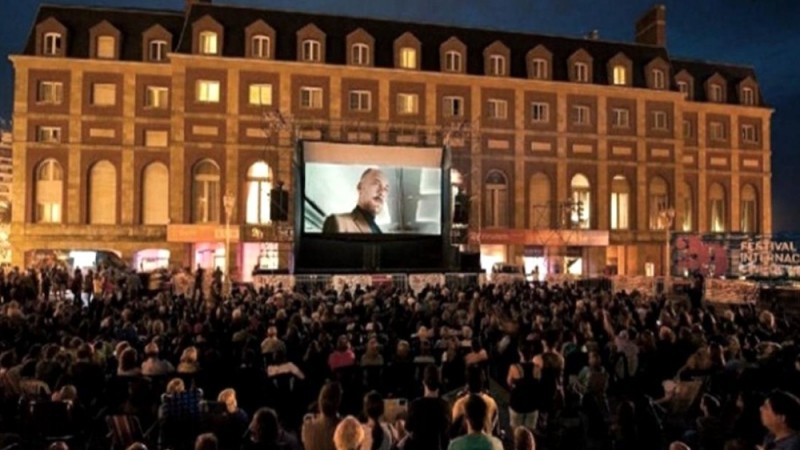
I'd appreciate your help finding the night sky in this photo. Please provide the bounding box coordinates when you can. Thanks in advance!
[2,0,798,231]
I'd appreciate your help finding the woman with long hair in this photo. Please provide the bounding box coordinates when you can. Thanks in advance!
[359,391,395,450]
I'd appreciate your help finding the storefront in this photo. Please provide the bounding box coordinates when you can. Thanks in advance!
[167,224,240,274]
[134,249,171,272]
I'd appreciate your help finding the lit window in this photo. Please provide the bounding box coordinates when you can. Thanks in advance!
[443,96,464,117]
[445,51,461,72]
[531,102,549,123]
[741,184,757,233]
[531,58,548,79]
[252,35,270,58]
[572,105,590,125]
[611,108,629,128]
[91,83,116,106]
[193,159,220,223]
[487,99,507,120]
[37,126,62,143]
[653,69,666,89]
[199,31,218,55]
[710,84,723,102]
[397,93,419,115]
[196,80,220,103]
[35,159,63,223]
[37,81,63,104]
[399,47,417,69]
[300,86,323,109]
[351,43,369,65]
[96,35,115,59]
[653,111,668,130]
[709,183,726,232]
[349,90,371,112]
[484,170,508,227]
[610,175,630,230]
[681,182,693,232]
[570,174,591,229]
[145,86,169,109]
[741,124,758,143]
[248,84,273,106]
[489,55,506,76]
[43,32,62,56]
[649,177,669,230]
[246,161,272,224]
[149,40,168,61]
[574,62,589,82]
[741,87,755,106]
[612,65,626,85]
[710,121,726,141]
[302,39,321,62]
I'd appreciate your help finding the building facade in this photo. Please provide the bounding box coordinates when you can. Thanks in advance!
[9,1,772,278]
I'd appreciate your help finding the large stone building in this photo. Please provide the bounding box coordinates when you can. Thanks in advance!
[9,0,771,279]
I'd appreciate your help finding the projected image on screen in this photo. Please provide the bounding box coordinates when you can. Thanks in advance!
[304,163,442,235]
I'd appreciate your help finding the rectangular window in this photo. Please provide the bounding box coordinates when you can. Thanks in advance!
[196,80,220,103]
[741,124,758,143]
[489,55,506,76]
[610,192,629,230]
[397,93,419,115]
[252,36,270,59]
[37,126,62,143]
[302,40,321,62]
[199,31,218,55]
[144,130,168,148]
[711,200,725,232]
[144,86,169,109]
[683,119,693,139]
[43,33,61,56]
[91,83,116,106]
[442,96,464,117]
[532,58,548,79]
[349,90,372,112]
[741,87,755,106]
[574,63,589,82]
[710,84,723,102]
[149,40,167,61]
[37,81,63,104]
[611,108,629,128]
[400,47,417,69]
[351,43,369,65]
[445,51,462,72]
[487,99,508,120]
[300,86,323,109]
[96,35,115,59]
[531,102,550,123]
[248,84,273,106]
[653,69,666,89]
[653,111,668,130]
[572,105,590,125]
[710,121,726,141]
[612,66,626,85]
[677,81,689,97]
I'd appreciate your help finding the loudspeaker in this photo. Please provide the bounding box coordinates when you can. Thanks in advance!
[459,252,481,273]
[270,186,289,221]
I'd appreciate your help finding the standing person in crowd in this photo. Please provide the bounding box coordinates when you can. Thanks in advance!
[302,382,343,450]
[447,395,503,450]
[760,390,800,450]
[359,391,395,450]
[404,364,451,450]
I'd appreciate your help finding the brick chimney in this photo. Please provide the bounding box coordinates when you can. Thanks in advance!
[635,4,666,46]
[185,0,211,14]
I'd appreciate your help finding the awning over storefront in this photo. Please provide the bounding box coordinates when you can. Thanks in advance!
[470,229,609,246]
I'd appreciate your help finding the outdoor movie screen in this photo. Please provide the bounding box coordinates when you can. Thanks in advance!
[302,142,443,235]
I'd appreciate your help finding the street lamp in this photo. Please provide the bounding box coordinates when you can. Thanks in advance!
[223,192,236,297]
[659,207,676,294]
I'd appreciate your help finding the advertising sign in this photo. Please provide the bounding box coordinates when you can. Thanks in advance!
[672,233,800,279]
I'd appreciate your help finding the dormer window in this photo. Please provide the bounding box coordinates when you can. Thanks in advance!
[199,31,218,55]
[96,35,115,59]
[445,51,461,72]
[252,35,270,59]
[399,47,417,69]
[149,40,168,61]
[741,87,755,106]
[489,55,506,76]
[574,62,589,82]
[43,32,62,56]
[653,69,666,89]
[612,65,627,85]
[302,39,321,62]
[531,58,548,79]
[710,84,723,102]
[351,43,369,66]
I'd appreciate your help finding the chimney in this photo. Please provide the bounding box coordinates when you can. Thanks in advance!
[585,29,600,40]
[185,0,211,14]
[635,4,666,46]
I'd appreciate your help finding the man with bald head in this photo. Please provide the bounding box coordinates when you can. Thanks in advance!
[323,168,389,234]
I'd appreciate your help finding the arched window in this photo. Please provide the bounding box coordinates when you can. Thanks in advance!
[35,159,63,223]
[741,184,758,233]
[649,176,669,230]
[246,161,272,224]
[142,162,169,225]
[709,183,726,232]
[251,34,270,58]
[529,173,551,229]
[610,175,630,230]
[484,170,508,227]
[570,174,591,229]
[88,160,117,224]
[193,159,220,223]
[681,182,693,232]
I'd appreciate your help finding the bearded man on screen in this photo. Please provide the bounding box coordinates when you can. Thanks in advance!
[322,168,388,234]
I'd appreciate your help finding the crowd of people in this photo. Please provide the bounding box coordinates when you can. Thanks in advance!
[0,263,799,450]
